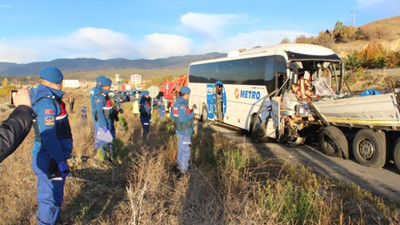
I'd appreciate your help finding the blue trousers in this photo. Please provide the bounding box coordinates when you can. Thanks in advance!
[176,134,191,173]
[32,155,65,225]
[93,119,100,149]
[140,117,150,142]
[159,109,164,118]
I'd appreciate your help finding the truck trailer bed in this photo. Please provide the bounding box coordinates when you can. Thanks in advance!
[310,93,400,129]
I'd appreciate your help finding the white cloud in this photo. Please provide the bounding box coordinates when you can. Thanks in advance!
[0,41,41,63]
[0,13,317,63]
[138,33,192,59]
[0,27,194,63]
[57,27,137,59]
[195,30,314,54]
[181,12,245,39]
[0,28,141,63]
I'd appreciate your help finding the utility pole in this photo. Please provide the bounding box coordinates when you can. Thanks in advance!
[351,10,358,27]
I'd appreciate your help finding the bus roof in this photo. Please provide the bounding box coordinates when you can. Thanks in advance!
[190,43,341,65]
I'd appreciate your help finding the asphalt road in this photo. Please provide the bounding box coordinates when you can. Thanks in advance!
[198,121,400,203]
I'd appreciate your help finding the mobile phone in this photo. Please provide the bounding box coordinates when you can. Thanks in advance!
[10,90,17,105]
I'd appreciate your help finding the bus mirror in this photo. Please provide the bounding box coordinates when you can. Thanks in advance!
[289,62,300,85]
[292,72,299,85]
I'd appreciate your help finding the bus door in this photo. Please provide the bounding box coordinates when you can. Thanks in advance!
[213,81,226,121]
[206,83,215,120]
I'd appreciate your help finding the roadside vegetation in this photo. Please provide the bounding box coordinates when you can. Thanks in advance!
[0,88,399,224]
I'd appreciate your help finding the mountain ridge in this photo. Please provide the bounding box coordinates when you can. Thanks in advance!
[0,52,226,76]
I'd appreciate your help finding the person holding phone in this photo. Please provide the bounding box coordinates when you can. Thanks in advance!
[0,88,35,163]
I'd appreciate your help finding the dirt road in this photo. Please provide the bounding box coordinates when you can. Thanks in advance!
[200,121,400,203]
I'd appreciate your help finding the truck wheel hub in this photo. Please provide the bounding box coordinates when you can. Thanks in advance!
[359,139,375,159]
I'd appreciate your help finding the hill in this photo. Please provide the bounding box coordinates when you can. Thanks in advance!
[0,52,226,76]
[333,15,400,57]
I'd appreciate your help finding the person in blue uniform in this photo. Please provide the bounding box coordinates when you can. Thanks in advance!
[170,86,194,174]
[94,77,117,158]
[157,95,165,118]
[139,90,151,142]
[81,106,87,122]
[30,66,72,225]
[90,76,105,149]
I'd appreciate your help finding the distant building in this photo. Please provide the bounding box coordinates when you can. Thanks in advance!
[63,80,80,88]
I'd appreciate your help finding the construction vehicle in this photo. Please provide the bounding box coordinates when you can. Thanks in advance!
[160,74,188,110]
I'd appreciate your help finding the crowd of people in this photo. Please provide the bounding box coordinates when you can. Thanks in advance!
[0,66,195,224]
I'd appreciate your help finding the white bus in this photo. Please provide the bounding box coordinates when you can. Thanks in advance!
[188,43,344,137]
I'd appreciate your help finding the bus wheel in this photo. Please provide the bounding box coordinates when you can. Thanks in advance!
[393,138,400,172]
[319,126,348,158]
[352,129,386,168]
[201,106,208,123]
[251,116,265,144]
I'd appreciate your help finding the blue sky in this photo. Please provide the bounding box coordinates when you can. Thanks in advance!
[0,0,398,63]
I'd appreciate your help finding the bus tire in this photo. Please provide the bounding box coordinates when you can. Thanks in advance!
[251,115,265,144]
[393,138,400,172]
[352,129,386,168]
[319,126,348,158]
[201,106,208,123]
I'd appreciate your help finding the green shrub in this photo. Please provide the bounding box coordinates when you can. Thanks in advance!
[344,51,364,70]
[111,138,129,162]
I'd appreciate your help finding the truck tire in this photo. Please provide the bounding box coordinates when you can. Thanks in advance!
[201,106,208,123]
[352,129,386,168]
[393,138,400,172]
[319,126,348,158]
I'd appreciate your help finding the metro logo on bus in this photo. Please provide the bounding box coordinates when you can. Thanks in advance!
[234,88,240,99]
[235,88,261,100]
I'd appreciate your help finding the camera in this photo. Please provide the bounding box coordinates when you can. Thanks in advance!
[10,90,17,105]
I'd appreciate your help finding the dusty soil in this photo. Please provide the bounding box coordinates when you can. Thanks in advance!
[202,121,400,203]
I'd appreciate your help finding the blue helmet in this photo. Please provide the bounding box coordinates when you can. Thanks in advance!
[98,77,112,86]
[39,66,63,84]
[142,90,150,96]
[95,76,106,83]
[180,86,191,94]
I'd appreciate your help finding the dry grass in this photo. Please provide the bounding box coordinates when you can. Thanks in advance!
[0,88,400,224]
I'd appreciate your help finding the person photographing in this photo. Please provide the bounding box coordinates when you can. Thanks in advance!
[0,88,35,163]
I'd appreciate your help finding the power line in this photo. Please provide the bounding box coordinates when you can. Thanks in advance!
[351,10,358,27]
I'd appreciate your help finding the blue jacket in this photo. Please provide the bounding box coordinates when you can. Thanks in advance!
[90,84,101,119]
[157,99,165,111]
[94,88,115,129]
[30,84,73,164]
[140,96,151,118]
[170,97,194,135]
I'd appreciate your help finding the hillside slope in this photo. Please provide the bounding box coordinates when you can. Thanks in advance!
[333,15,400,57]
